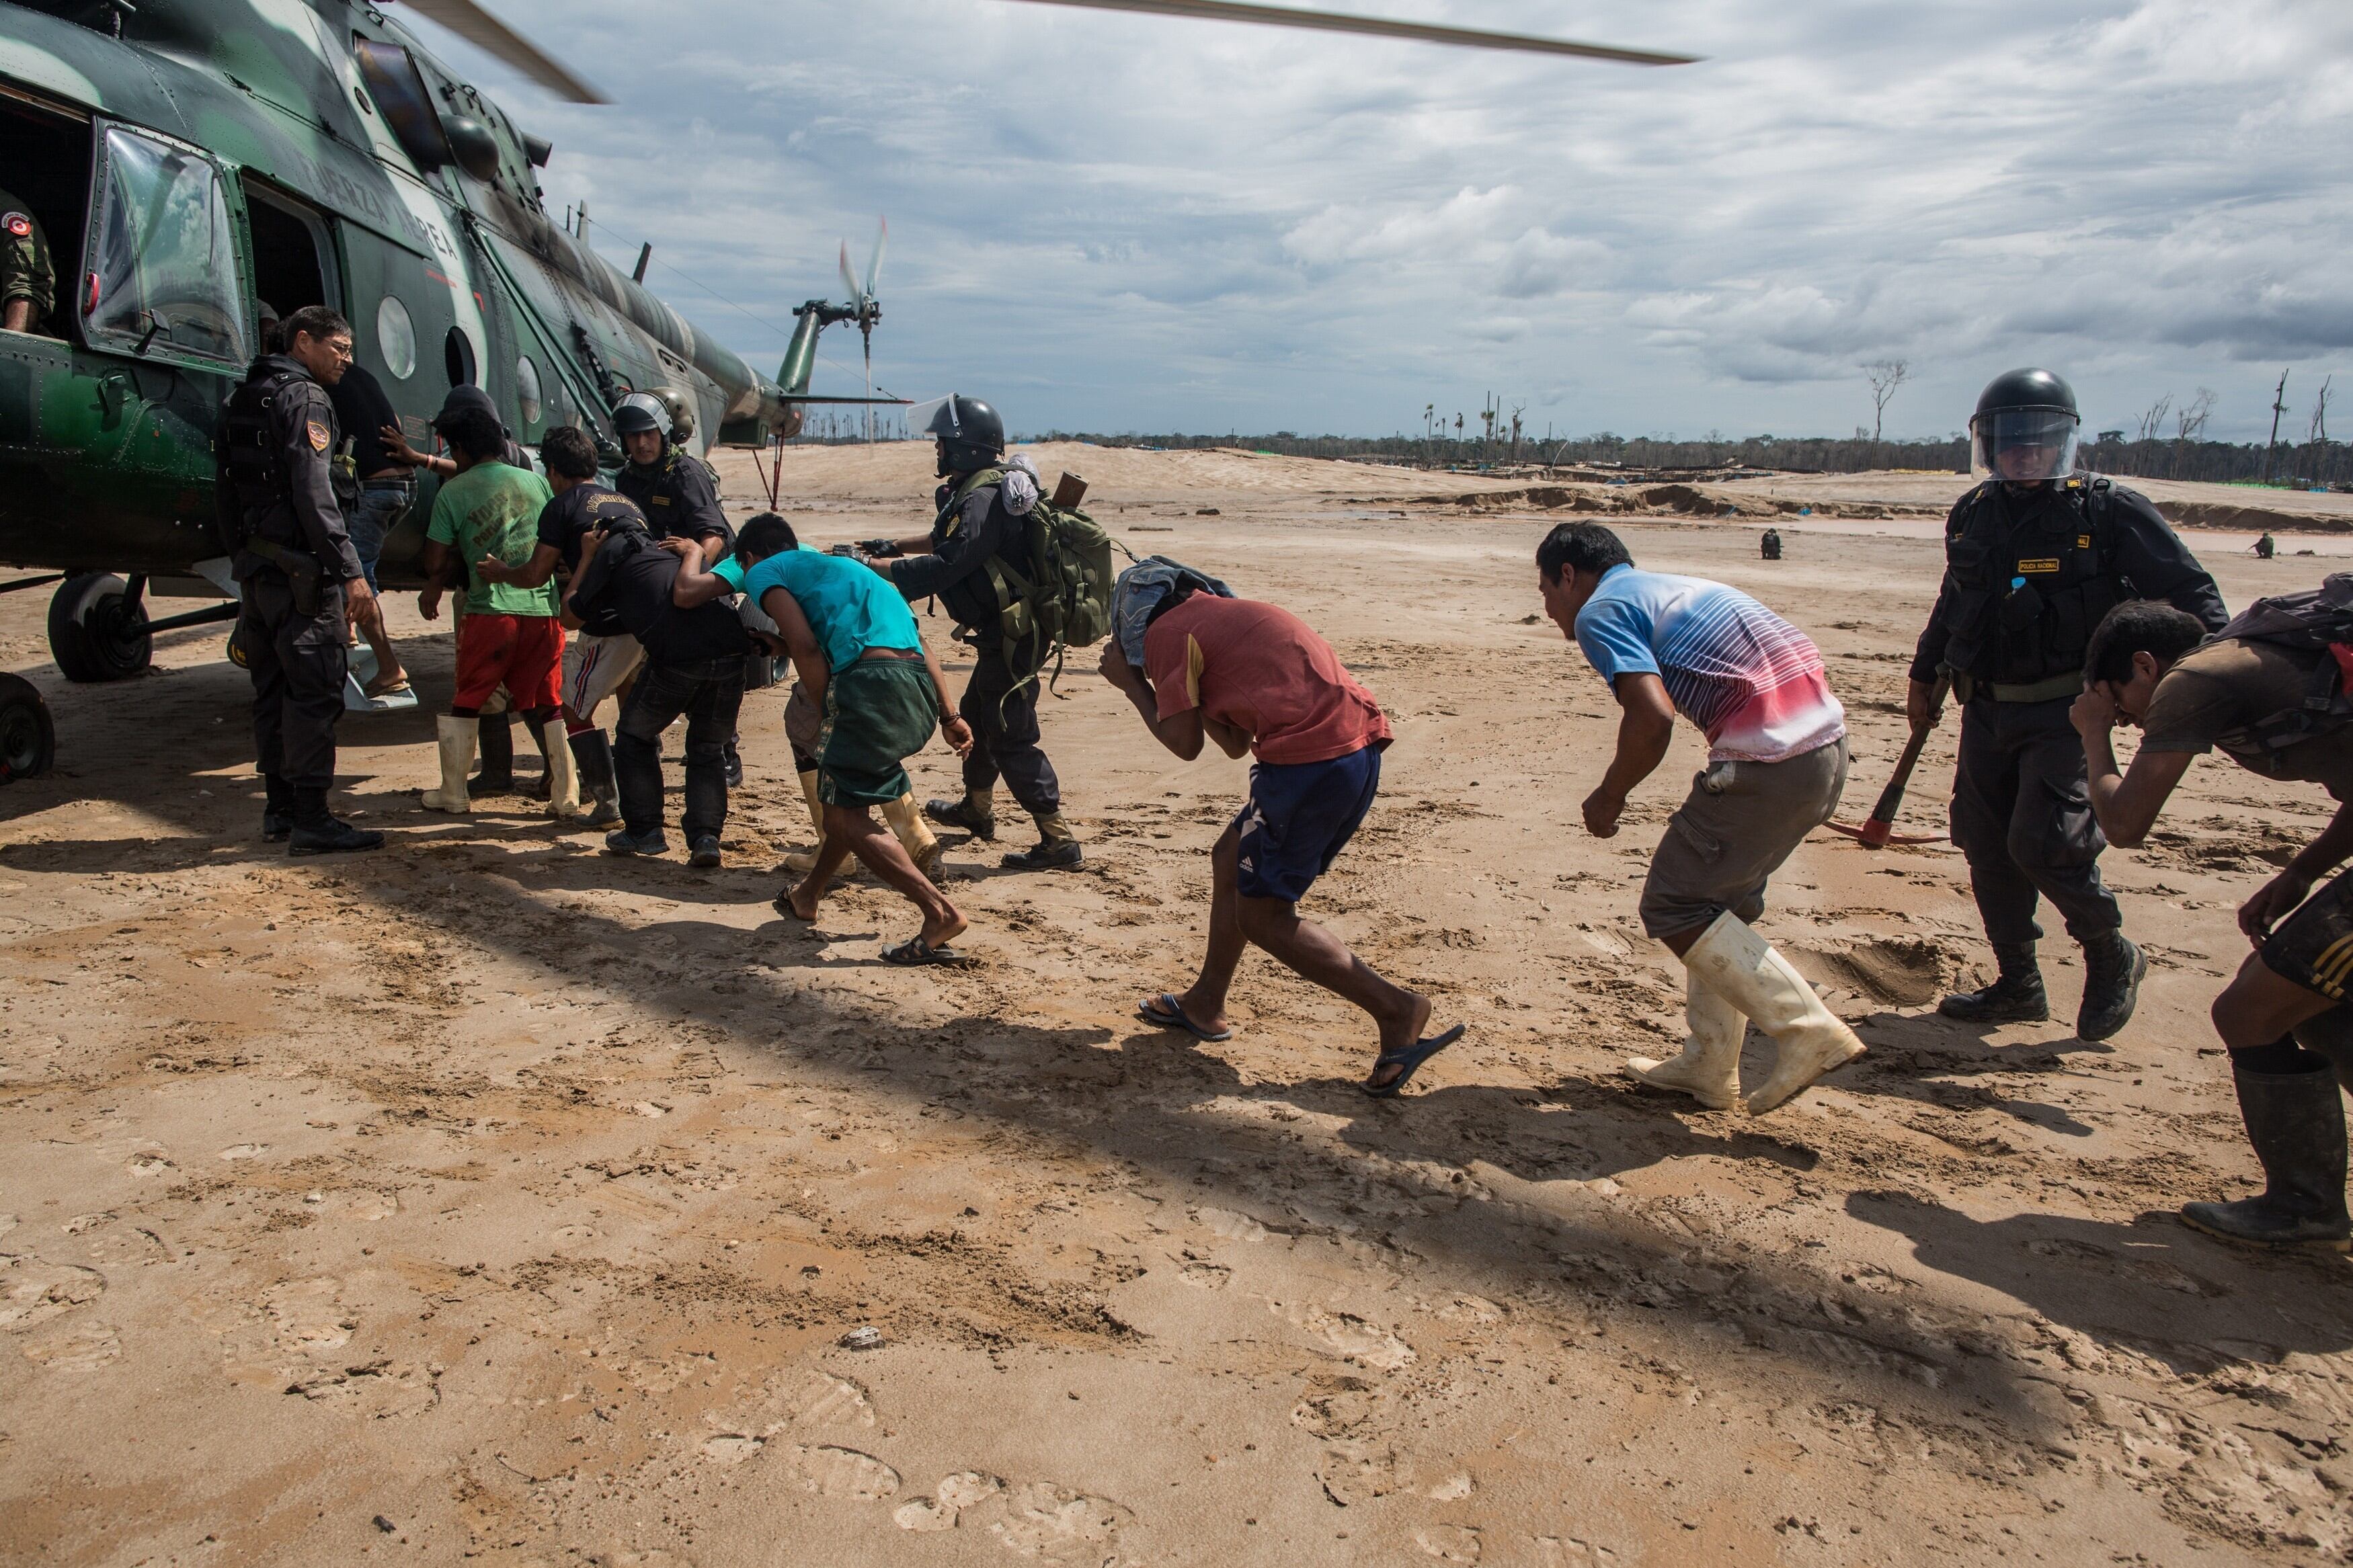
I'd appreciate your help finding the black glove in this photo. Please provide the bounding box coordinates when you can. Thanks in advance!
[856,538,902,559]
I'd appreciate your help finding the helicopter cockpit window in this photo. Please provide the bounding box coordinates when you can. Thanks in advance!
[515,354,542,427]
[86,128,245,364]
[376,294,416,380]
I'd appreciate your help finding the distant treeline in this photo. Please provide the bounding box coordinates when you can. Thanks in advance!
[1028,429,2353,487]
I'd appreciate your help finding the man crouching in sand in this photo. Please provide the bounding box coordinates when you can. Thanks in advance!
[1538,522,1861,1114]
[1099,560,1462,1096]
[670,515,974,964]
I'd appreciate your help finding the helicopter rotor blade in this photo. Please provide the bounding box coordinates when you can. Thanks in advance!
[864,217,888,304]
[840,239,864,308]
[391,0,610,102]
[992,0,1699,65]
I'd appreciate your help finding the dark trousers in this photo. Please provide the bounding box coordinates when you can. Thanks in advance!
[614,656,745,839]
[1950,694,2121,946]
[241,573,347,790]
[959,638,1061,817]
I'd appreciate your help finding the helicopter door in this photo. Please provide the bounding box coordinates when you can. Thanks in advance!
[82,125,249,370]
[241,183,342,324]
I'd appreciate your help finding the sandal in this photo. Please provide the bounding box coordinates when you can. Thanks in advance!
[1138,993,1232,1042]
[882,936,966,967]
[1362,1026,1466,1099]
[364,674,413,699]
[773,890,816,921]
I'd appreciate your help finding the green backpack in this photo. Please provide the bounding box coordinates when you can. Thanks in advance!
[961,468,1121,688]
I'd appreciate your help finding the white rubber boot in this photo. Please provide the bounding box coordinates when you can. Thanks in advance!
[540,719,583,819]
[1622,971,1745,1110]
[1685,911,1866,1114]
[883,790,944,882]
[420,715,477,813]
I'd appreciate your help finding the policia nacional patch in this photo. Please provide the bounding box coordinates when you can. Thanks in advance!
[3,212,28,238]
[307,419,331,452]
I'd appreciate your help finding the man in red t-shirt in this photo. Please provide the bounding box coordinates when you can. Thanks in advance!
[1099,573,1462,1096]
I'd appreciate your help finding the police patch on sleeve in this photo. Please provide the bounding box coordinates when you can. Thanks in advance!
[306,420,331,452]
[3,213,28,238]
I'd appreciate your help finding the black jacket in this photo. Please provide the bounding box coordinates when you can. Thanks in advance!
[616,446,731,551]
[222,356,365,585]
[1911,476,2226,688]
[889,472,1025,643]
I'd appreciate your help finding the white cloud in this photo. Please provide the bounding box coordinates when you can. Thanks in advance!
[420,0,2353,442]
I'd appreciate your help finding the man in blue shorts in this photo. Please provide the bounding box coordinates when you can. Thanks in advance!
[1099,562,1462,1096]
[670,515,973,963]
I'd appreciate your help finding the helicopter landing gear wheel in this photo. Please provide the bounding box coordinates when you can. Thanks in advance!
[0,673,55,782]
[47,573,153,682]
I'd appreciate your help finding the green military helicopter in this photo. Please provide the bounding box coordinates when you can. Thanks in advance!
[0,0,1693,782]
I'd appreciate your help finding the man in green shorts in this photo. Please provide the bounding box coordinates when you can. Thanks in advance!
[670,515,975,963]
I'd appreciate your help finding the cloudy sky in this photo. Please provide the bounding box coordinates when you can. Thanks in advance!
[422,0,2353,443]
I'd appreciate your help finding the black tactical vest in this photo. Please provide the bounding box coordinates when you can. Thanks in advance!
[215,364,302,550]
[1939,477,2130,686]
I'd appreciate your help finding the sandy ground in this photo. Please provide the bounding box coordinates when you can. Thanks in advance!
[5,445,2353,1566]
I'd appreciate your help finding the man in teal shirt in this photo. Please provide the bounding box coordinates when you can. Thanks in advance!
[672,513,973,963]
[415,405,578,819]
[699,520,945,882]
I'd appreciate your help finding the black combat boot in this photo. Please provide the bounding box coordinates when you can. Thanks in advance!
[2076,931,2147,1042]
[1938,943,2049,1024]
[261,773,295,841]
[2180,1062,2352,1251]
[569,729,624,827]
[288,786,385,856]
[1000,812,1082,872]
[926,793,997,841]
[469,711,515,796]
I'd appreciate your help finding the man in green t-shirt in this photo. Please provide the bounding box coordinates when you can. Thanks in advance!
[415,406,578,819]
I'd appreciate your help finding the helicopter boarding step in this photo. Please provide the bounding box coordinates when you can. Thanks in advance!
[346,645,417,713]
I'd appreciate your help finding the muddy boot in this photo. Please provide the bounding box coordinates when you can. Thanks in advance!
[926,788,997,841]
[522,720,554,803]
[2077,931,2147,1042]
[1685,911,1866,1114]
[1623,971,1745,1111]
[469,710,514,796]
[288,786,385,856]
[883,790,945,882]
[261,772,295,842]
[1938,943,2049,1024]
[420,716,477,814]
[568,730,623,828]
[1001,811,1082,872]
[2180,1063,2352,1251]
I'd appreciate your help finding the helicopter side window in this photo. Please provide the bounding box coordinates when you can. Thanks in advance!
[515,354,542,427]
[444,325,475,387]
[376,295,417,380]
[85,128,246,365]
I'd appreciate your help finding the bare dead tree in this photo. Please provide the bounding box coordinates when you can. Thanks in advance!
[1863,359,1911,442]
[2135,394,2173,444]
[2176,387,2217,444]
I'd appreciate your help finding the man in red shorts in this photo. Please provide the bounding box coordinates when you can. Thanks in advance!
[1099,563,1462,1096]
[416,405,579,818]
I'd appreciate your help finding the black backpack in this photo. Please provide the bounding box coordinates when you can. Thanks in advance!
[2206,573,2353,775]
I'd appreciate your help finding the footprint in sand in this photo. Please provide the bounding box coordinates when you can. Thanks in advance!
[23,1324,120,1370]
[699,1434,764,1465]
[264,1278,352,1354]
[760,1366,877,1431]
[783,1444,901,1500]
[0,1258,105,1331]
[1414,1524,1482,1563]
[1265,1299,1414,1370]
[218,1143,270,1160]
[893,1474,1131,1561]
[1176,1261,1231,1290]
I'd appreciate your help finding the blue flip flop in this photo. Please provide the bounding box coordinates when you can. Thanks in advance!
[1363,1025,1466,1098]
[1138,993,1232,1043]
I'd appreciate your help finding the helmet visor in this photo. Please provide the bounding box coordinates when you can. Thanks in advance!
[1971,409,2080,484]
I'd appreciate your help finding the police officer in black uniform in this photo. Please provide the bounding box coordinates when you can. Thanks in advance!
[858,395,1082,871]
[1910,368,2225,1038]
[612,393,742,785]
[217,304,384,855]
